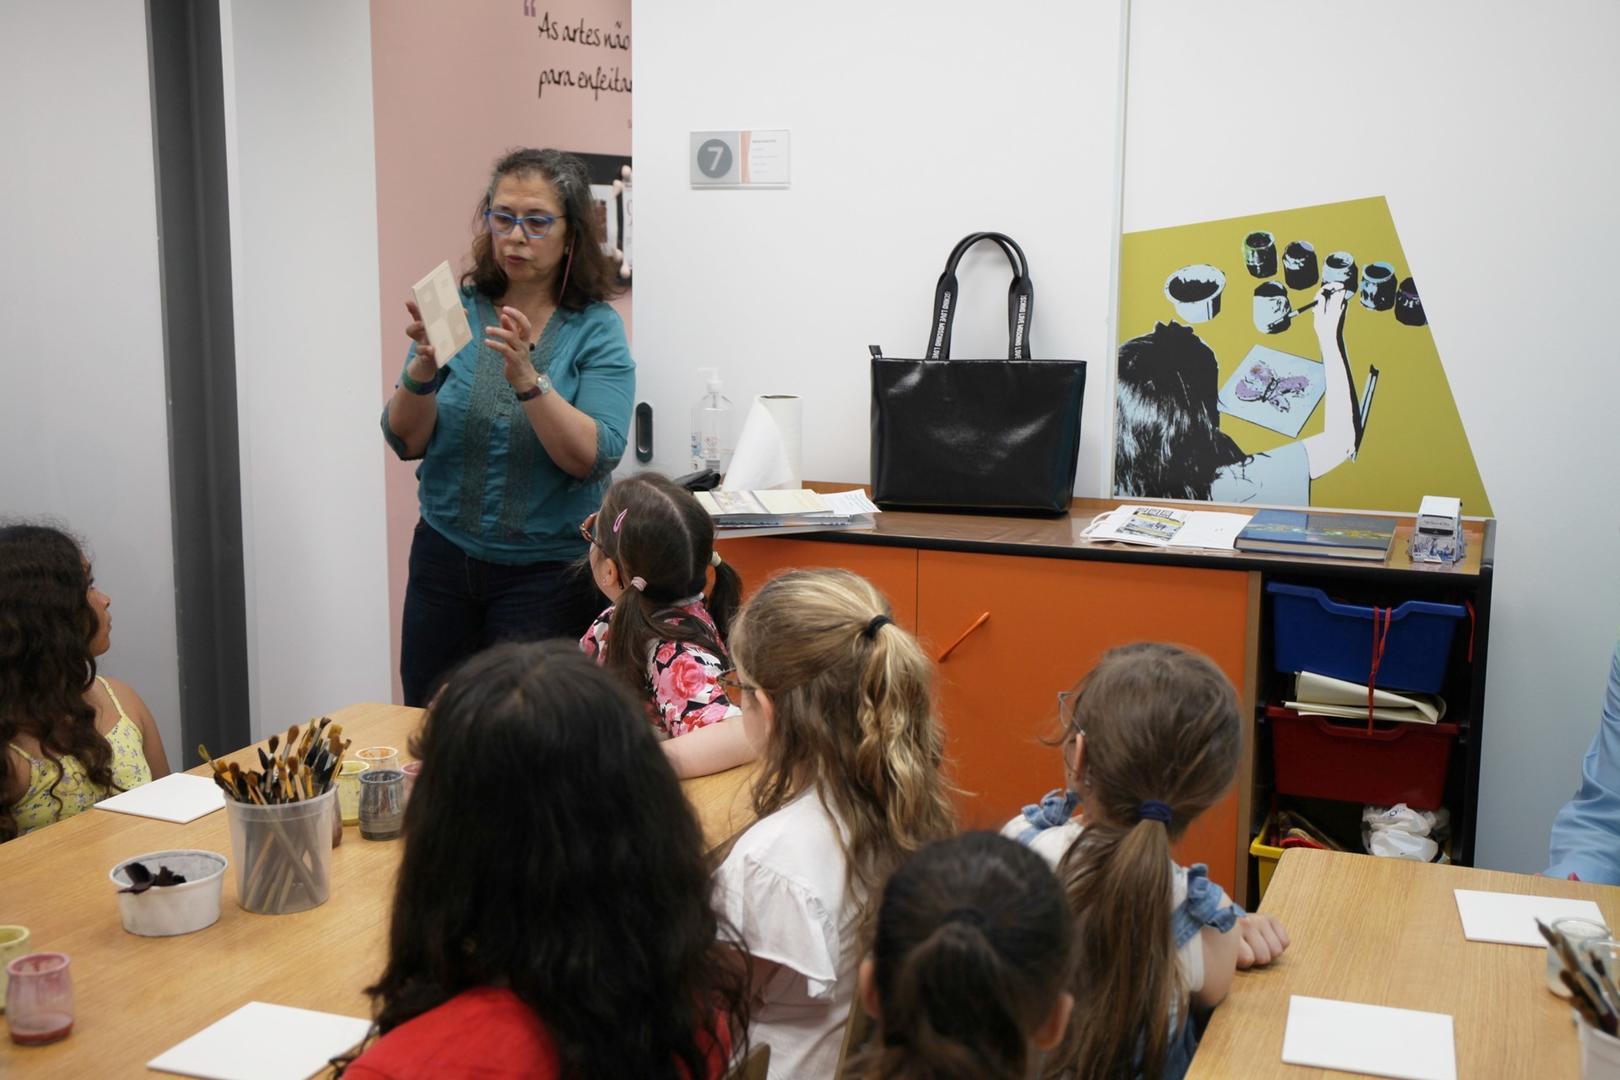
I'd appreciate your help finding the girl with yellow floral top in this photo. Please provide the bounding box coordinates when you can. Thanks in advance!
[1,523,170,840]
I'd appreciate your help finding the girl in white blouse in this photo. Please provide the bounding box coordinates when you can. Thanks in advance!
[714,569,955,1078]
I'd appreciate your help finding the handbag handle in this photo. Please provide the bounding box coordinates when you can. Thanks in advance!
[926,231,1035,361]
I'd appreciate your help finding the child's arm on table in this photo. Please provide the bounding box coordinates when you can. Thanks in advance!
[662,718,756,779]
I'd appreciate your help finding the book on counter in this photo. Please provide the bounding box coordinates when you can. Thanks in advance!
[1234,509,1397,561]
[1080,504,1253,551]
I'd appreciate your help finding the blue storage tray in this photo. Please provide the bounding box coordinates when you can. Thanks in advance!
[1268,582,1467,693]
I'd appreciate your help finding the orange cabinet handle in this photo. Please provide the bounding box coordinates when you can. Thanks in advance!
[936,611,990,663]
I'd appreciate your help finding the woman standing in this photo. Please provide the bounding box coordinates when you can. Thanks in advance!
[382,148,634,705]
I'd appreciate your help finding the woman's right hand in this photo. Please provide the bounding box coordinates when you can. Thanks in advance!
[404,299,437,379]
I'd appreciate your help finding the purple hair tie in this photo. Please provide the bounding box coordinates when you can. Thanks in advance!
[630,576,646,592]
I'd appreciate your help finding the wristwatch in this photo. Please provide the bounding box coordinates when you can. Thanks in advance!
[514,373,552,402]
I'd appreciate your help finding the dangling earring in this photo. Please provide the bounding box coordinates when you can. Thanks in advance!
[558,237,576,300]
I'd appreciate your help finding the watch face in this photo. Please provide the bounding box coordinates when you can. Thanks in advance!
[536,373,552,393]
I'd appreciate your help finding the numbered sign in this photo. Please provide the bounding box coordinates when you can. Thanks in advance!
[690,130,790,188]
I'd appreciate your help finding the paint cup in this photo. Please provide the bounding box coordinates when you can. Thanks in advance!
[1359,261,1397,310]
[1547,917,1610,996]
[356,746,399,772]
[401,760,422,801]
[1243,231,1277,278]
[1283,240,1318,290]
[359,769,406,841]
[1162,264,1226,323]
[335,759,368,825]
[6,953,73,1046]
[1253,281,1293,334]
[1395,276,1425,326]
[0,927,29,1013]
[1577,1010,1620,1079]
[108,850,228,937]
[1322,251,1358,292]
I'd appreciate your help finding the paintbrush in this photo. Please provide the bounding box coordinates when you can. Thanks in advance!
[1542,919,1618,1031]
[304,717,333,767]
[1590,950,1620,1016]
[196,745,236,797]
[1565,969,1609,1031]
[1563,969,1619,1035]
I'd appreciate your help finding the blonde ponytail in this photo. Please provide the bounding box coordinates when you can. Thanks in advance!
[731,570,955,900]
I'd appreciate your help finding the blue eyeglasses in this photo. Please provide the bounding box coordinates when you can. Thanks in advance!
[485,209,559,240]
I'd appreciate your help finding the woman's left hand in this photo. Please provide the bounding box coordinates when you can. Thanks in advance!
[485,306,538,391]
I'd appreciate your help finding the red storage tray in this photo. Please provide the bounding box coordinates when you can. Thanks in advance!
[1266,706,1458,810]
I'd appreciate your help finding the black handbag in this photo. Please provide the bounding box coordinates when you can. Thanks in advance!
[869,232,1087,516]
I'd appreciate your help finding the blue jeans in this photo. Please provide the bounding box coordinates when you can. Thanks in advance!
[400,519,603,706]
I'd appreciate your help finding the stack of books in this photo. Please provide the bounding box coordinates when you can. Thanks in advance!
[1235,510,1397,562]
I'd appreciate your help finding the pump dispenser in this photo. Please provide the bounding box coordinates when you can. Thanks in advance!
[690,367,733,473]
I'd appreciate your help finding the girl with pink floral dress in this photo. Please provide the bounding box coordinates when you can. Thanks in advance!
[578,473,756,778]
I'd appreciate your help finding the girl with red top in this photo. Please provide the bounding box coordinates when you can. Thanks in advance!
[343,642,747,1079]
[579,472,754,778]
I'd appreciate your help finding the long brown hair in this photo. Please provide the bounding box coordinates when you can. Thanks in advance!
[857,832,1074,1080]
[462,147,624,311]
[729,569,955,903]
[363,642,748,1077]
[592,473,743,700]
[1049,643,1240,1080]
[0,523,116,841]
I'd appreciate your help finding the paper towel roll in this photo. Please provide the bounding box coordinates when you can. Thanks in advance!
[721,394,803,490]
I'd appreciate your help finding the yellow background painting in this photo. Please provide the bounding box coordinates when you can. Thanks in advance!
[1116,196,1491,515]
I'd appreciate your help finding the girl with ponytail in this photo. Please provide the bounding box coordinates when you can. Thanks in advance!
[853,832,1075,1080]
[1002,642,1289,1080]
[715,568,955,1079]
[579,472,753,778]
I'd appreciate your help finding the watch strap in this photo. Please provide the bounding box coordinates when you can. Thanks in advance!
[514,373,551,402]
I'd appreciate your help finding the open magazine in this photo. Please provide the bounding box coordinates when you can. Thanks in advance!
[1080,505,1253,552]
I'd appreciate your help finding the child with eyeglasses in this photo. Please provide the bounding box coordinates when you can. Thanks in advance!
[578,472,754,778]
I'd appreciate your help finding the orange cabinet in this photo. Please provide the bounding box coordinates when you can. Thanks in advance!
[915,550,1252,895]
[710,536,1254,899]
[713,538,919,631]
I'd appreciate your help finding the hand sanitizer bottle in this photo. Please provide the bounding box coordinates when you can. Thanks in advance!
[690,368,732,473]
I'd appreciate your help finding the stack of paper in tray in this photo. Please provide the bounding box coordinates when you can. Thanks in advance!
[1286,671,1445,726]
[696,488,879,538]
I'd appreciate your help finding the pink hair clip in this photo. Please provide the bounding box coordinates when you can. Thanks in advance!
[630,576,647,592]
[612,508,628,533]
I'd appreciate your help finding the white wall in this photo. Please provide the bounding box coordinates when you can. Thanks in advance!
[0,1,182,761]
[631,0,1127,491]
[1121,0,1620,874]
[220,0,393,737]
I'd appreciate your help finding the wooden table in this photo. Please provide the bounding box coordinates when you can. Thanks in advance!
[0,703,759,1076]
[1189,848,1620,1078]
